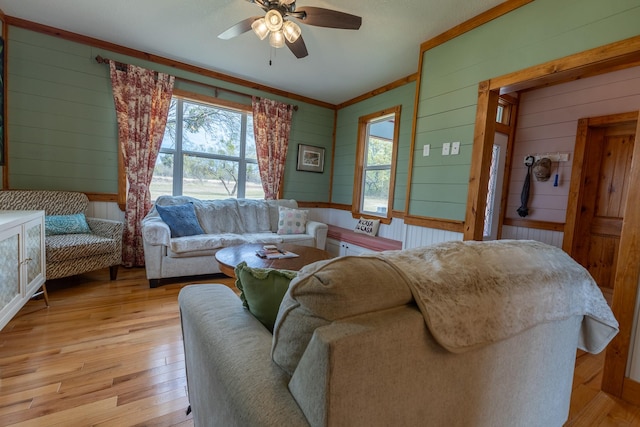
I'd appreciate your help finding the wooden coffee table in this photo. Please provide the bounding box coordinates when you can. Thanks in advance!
[215,243,332,278]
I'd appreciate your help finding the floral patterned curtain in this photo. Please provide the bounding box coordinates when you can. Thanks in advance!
[252,97,294,200]
[109,62,174,267]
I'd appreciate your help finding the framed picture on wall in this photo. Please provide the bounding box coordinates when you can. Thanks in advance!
[296,144,325,173]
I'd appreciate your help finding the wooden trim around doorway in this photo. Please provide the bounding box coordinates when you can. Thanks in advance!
[466,36,640,401]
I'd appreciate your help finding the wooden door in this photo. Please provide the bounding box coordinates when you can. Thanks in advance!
[572,122,635,290]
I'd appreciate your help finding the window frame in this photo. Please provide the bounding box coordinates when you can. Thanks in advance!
[352,105,401,224]
[151,89,262,201]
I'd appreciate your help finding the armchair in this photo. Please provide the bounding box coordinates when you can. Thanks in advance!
[0,190,123,284]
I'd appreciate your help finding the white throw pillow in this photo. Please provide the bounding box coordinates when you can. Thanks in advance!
[277,206,308,235]
[354,217,380,236]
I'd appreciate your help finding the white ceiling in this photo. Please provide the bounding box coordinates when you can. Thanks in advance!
[0,0,505,105]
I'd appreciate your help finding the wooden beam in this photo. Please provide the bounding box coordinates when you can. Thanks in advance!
[1,14,7,189]
[403,215,464,233]
[5,16,335,110]
[336,74,417,110]
[420,0,533,53]
[502,218,565,232]
[464,81,498,241]
[602,113,640,397]
[492,36,640,93]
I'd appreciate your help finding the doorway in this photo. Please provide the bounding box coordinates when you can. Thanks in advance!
[566,117,636,302]
[563,111,640,399]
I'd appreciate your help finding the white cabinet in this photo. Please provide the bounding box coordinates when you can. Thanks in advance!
[326,237,374,257]
[326,238,341,257]
[0,211,46,330]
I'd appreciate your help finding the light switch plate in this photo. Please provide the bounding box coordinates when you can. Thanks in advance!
[442,142,450,156]
[423,144,430,156]
[451,141,460,155]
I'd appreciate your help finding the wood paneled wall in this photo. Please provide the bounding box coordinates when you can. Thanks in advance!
[506,66,640,224]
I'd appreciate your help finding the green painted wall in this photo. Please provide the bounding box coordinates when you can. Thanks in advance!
[8,0,639,211]
[332,82,416,211]
[411,0,640,221]
[7,26,334,201]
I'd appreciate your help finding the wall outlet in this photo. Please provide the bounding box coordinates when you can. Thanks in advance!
[451,141,460,155]
[423,144,430,156]
[442,142,450,156]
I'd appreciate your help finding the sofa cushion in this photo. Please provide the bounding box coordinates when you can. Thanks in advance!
[277,206,308,235]
[271,255,414,375]
[193,198,245,234]
[45,213,91,236]
[46,234,118,262]
[234,261,297,332]
[156,203,205,238]
[0,190,88,215]
[267,199,299,232]
[237,199,272,233]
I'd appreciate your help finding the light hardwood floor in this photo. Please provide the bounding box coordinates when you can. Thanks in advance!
[1,268,639,426]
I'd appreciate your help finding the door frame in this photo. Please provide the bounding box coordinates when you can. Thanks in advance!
[465,35,640,398]
[563,112,640,398]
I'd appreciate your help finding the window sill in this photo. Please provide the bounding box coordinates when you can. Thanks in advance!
[327,225,402,252]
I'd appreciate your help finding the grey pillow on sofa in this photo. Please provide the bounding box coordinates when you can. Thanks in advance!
[155,202,205,238]
[271,255,414,375]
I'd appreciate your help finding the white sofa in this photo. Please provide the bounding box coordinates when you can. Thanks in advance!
[179,240,618,426]
[141,196,328,287]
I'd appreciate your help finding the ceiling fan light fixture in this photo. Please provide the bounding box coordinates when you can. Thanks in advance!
[251,18,269,40]
[265,9,284,32]
[269,30,285,48]
[282,21,301,43]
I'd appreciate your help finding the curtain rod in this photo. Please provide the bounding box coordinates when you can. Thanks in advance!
[95,55,298,111]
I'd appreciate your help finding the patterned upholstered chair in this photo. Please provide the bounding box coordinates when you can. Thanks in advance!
[0,190,123,300]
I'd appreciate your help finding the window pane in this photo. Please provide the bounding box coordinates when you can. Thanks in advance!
[246,115,257,160]
[182,155,239,199]
[150,152,174,201]
[483,144,500,238]
[496,105,504,123]
[362,169,390,214]
[161,100,178,150]
[367,117,394,166]
[245,162,265,199]
[182,101,242,156]
[366,136,392,167]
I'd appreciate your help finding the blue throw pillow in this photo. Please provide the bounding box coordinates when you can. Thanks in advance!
[45,213,92,236]
[155,202,205,238]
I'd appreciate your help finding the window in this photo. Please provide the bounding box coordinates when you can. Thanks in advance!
[483,144,501,238]
[353,106,400,221]
[151,93,264,201]
[496,96,515,125]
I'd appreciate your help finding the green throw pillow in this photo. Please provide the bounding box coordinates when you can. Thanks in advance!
[234,261,297,332]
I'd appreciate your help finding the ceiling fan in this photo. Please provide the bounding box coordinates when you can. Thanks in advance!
[218,0,362,59]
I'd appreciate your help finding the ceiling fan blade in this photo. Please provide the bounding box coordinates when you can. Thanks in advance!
[218,16,262,40]
[286,35,308,59]
[294,7,362,30]
[247,0,269,11]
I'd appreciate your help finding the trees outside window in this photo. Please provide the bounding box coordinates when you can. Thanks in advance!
[353,106,400,221]
[150,93,264,201]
